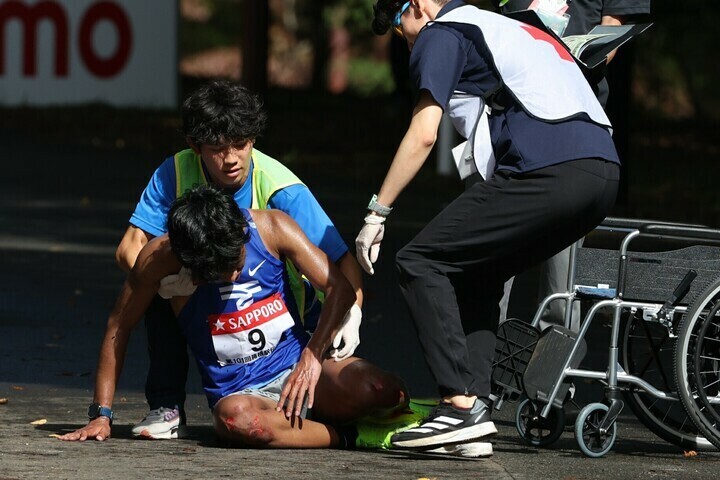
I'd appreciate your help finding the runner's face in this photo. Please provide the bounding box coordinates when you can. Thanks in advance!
[199,141,253,189]
[221,269,241,283]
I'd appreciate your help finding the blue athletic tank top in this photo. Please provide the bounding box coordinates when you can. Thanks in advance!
[177,209,310,408]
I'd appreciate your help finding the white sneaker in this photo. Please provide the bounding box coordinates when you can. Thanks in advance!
[424,441,494,458]
[131,407,185,440]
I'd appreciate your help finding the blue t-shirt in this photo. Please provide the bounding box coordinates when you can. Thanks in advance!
[409,0,619,173]
[130,153,349,263]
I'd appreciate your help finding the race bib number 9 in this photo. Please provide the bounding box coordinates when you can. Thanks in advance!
[208,293,295,366]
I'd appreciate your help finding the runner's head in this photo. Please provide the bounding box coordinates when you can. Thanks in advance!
[168,184,250,284]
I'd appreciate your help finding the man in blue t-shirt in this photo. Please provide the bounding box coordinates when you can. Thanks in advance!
[356,0,620,451]
[115,81,364,440]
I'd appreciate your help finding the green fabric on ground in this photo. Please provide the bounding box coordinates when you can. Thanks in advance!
[355,399,437,449]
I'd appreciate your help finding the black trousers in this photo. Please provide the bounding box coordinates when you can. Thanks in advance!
[396,159,620,399]
[144,295,189,411]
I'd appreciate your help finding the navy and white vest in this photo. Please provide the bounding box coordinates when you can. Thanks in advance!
[436,5,611,179]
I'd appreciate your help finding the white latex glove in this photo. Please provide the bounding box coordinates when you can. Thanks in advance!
[158,267,197,299]
[355,214,386,275]
[331,304,362,361]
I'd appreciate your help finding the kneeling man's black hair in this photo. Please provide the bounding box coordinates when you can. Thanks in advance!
[168,184,250,283]
[181,80,267,147]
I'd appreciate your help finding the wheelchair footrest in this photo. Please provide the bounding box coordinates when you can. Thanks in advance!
[523,325,587,409]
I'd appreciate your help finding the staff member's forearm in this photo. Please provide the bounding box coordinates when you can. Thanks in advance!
[377,92,444,207]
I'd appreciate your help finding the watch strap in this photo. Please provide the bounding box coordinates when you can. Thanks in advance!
[88,402,114,424]
[97,405,113,420]
[367,194,393,216]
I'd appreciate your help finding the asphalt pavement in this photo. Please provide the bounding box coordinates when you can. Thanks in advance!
[1,129,719,479]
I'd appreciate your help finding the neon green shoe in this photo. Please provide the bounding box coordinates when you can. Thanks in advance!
[355,398,438,449]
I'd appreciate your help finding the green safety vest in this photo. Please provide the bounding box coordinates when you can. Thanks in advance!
[173,148,317,319]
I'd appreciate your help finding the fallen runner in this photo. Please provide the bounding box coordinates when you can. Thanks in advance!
[59,185,491,456]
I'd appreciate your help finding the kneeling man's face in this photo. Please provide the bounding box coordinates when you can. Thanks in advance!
[199,140,254,189]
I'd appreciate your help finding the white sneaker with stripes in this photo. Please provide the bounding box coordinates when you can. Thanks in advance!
[390,399,497,449]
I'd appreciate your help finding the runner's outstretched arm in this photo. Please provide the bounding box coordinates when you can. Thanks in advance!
[60,238,180,441]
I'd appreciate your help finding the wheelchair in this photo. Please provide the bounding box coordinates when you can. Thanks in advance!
[491,217,720,457]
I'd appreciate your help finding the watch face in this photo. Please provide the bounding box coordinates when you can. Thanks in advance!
[87,403,101,418]
[88,403,112,421]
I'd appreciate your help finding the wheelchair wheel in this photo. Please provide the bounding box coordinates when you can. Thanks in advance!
[621,312,714,450]
[674,276,720,450]
[515,397,564,447]
[575,403,616,458]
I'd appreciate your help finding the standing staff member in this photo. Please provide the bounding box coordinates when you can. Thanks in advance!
[356,0,620,450]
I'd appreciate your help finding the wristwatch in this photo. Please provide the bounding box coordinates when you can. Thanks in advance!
[87,402,113,424]
[367,194,393,217]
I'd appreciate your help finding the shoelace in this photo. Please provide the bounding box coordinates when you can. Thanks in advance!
[425,401,484,422]
[423,402,462,422]
[147,407,178,422]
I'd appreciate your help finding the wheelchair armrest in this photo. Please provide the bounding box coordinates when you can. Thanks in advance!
[600,216,706,231]
[640,224,720,243]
